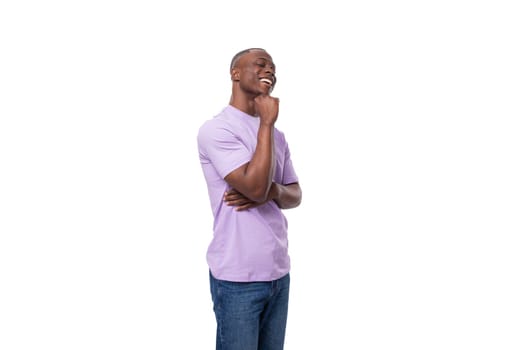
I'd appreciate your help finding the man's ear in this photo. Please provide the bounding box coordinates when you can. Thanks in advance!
[231,68,240,82]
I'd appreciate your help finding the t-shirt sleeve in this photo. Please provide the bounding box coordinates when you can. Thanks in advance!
[282,140,299,185]
[198,121,251,179]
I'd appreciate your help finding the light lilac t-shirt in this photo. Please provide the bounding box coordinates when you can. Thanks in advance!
[197,105,299,282]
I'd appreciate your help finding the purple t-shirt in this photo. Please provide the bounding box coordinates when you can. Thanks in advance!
[197,105,299,282]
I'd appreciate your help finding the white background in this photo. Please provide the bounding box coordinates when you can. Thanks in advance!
[1,0,524,349]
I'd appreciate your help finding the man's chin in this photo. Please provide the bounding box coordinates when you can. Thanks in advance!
[258,86,273,96]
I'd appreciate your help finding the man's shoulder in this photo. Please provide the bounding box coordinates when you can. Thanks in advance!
[273,127,287,141]
[199,114,230,133]
[198,108,237,141]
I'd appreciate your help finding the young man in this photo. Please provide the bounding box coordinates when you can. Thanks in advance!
[197,48,302,350]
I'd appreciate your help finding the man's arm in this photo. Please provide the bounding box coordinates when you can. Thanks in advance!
[224,123,274,203]
[267,182,302,209]
[224,95,279,203]
[224,182,302,211]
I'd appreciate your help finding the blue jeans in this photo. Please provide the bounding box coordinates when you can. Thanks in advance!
[209,272,290,350]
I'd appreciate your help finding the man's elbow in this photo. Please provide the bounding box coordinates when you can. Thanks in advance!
[284,197,302,209]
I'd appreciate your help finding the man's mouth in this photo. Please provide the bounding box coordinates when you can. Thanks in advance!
[259,78,273,86]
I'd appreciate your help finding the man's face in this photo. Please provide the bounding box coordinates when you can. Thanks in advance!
[233,50,276,95]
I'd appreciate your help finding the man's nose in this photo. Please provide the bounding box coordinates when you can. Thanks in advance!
[265,65,274,74]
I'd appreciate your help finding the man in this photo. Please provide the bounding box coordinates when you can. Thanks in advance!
[197,48,302,350]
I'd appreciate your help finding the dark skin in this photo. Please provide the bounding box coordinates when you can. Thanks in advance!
[224,49,302,211]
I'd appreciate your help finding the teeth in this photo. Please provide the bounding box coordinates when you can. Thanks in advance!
[260,78,272,85]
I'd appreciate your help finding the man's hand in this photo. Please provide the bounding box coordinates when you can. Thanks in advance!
[224,188,265,211]
[254,95,279,126]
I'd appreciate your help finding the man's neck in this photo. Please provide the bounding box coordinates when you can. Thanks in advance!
[229,95,257,117]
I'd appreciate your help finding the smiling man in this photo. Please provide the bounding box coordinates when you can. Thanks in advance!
[197,48,302,350]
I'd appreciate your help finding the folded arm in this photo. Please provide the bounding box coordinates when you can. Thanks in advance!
[224,182,302,211]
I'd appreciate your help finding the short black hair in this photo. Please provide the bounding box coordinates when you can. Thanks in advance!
[230,48,265,71]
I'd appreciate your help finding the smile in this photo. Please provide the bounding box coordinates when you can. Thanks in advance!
[259,78,273,86]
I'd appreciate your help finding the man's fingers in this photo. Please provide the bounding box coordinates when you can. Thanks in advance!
[225,197,251,206]
[223,189,259,210]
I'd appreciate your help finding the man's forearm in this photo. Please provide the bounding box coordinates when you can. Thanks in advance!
[243,124,275,202]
